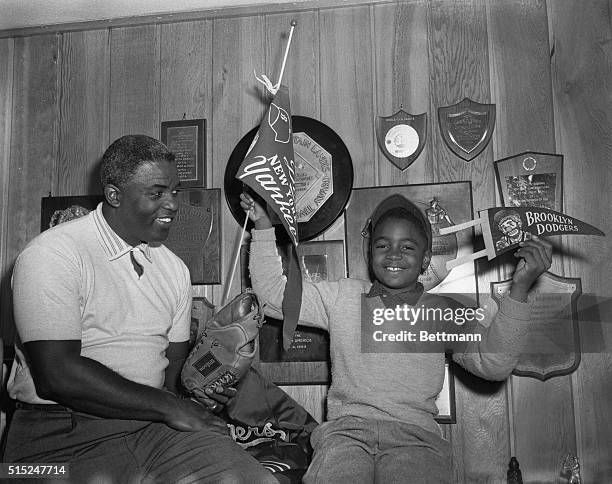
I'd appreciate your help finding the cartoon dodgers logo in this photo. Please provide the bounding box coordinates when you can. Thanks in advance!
[268,102,291,143]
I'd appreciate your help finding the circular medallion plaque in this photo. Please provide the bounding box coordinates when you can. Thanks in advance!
[384,124,419,158]
[225,116,353,242]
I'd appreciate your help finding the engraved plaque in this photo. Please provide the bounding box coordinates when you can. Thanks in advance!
[438,97,495,161]
[494,151,563,211]
[161,119,206,188]
[163,188,221,284]
[492,272,581,380]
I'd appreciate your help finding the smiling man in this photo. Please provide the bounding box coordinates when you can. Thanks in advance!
[4,135,278,484]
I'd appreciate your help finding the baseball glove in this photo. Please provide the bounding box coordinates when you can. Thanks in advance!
[181,290,264,400]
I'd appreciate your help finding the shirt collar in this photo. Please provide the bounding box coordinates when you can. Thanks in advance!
[92,203,152,262]
[367,280,424,308]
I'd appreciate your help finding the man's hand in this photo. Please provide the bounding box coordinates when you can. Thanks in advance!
[240,193,272,230]
[190,385,238,415]
[509,235,553,302]
[164,397,228,432]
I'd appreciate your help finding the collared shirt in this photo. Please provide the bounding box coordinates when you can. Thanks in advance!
[366,280,425,308]
[8,203,192,404]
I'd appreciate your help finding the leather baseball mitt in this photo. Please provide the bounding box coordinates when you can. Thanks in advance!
[181,290,264,400]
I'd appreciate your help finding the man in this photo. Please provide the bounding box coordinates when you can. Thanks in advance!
[4,135,277,483]
[494,209,530,251]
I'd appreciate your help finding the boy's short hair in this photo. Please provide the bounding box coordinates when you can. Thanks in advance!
[364,194,432,251]
[100,134,175,188]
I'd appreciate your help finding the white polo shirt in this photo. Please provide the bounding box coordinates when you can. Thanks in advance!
[8,203,192,404]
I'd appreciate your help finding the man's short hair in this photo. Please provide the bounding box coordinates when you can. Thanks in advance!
[100,135,175,188]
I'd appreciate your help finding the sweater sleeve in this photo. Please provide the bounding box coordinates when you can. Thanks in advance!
[249,228,339,331]
[451,295,532,381]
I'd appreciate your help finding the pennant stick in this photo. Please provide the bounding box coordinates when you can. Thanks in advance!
[446,249,489,270]
[276,20,297,89]
[438,216,484,236]
[222,210,250,306]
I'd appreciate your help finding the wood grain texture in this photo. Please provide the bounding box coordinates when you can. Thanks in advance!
[210,16,266,307]
[264,11,319,119]
[109,25,160,139]
[373,1,432,186]
[0,38,14,342]
[2,35,59,343]
[319,6,375,189]
[487,2,577,481]
[548,1,612,482]
[428,2,509,482]
[280,383,328,423]
[160,21,212,127]
[57,30,110,196]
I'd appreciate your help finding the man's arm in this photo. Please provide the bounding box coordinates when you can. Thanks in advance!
[24,339,223,431]
[164,341,190,395]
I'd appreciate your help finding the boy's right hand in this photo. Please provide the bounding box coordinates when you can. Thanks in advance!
[240,193,272,230]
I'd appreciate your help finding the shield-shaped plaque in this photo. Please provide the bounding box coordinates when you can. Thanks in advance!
[375,109,427,170]
[491,272,581,380]
[438,97,495,161]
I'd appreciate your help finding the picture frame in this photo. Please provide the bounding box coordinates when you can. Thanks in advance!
[241,239,346,385]
[41,194,102,231]
[161,119,206,188]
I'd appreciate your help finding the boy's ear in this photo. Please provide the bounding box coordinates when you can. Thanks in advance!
[421,249,432,274]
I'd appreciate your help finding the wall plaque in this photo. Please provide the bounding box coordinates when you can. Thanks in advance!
[438,97,495,161]
[492,272,582,380]
[161,119,206,188]
[375,109,427,170]
[494,151,563,211]
[163,188,221,284]
[225,116,353,242]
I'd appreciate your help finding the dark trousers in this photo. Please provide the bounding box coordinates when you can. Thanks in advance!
[3,404,279,484]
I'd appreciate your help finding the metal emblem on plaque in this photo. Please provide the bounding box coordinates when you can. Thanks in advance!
[375,109,427,170]
[492,271,581,380]
[494,151,563,211]
[438,97,495,161]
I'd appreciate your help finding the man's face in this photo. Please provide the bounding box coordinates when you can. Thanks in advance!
[499,218,521,238]
[113,160,180,245]
[370,216,431,291]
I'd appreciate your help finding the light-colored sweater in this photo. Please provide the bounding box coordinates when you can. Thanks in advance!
[250,228,532,435]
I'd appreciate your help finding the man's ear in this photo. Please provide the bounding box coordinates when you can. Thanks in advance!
[421,249,432,274]
[104,184,121,208]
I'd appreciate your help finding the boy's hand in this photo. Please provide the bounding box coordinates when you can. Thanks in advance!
[240,192,272,230]
[509,235,553,302]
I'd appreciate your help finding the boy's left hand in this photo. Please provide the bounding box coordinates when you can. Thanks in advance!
[510,235,553,302]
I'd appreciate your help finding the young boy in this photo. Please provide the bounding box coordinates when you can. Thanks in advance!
[240,192,552,484]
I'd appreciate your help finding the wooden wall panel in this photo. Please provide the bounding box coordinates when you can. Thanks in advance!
[160,20,214,301]
[210,16,266,306]
[319,6,375,189]
[0,38,14,342]
[1,35,59,343]
[109,25,160,140]
[264,12,319,119]
[548,1,612,482]
[373,1,432,186]
[487,1,577,481]
[57,30,110,196]
[427,2,508,482]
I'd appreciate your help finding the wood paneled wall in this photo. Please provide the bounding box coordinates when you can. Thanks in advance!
[1,0,611,481]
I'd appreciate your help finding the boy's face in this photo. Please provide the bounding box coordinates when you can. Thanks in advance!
[370,216,431,291]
